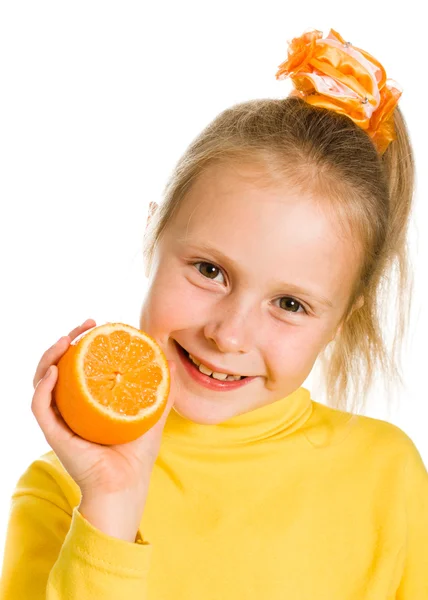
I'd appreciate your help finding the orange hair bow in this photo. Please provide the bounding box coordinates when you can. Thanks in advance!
[275,28,402,155]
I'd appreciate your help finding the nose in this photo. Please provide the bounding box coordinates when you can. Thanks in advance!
[203,295,257,354]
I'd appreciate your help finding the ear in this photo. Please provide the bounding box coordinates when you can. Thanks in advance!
[328,295,364,344]
[354,295,364,311]
[144,202,159,278]
[146,201,158,231]
[344,294,365,325]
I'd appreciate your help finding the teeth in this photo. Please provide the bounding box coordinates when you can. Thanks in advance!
[199,363,215,376]
[189,354,201,367]
[188,353,243,381]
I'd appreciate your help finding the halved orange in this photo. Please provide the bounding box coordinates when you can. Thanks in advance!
[54,323,170,445]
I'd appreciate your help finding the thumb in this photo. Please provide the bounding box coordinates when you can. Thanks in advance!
[126,359,180,457]
[155,359,178,428]
[168,359,177,376]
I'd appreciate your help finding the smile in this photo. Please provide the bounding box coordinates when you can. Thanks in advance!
[174,341,258,392]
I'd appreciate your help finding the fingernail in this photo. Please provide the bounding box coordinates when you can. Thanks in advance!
[44,367,52,380]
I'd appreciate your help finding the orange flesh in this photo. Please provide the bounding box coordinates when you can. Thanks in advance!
[83,331,163,417]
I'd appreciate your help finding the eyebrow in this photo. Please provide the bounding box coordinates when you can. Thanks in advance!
[179,239,334,308]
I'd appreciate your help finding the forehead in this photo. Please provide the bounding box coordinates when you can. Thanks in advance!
[168,162,359,301]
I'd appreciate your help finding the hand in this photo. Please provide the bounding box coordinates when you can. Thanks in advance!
[31,319,177,499]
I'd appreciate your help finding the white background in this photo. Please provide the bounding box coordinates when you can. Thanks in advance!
[0,1,426,565]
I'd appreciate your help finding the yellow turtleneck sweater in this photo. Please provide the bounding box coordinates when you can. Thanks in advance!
[1,387,427,599]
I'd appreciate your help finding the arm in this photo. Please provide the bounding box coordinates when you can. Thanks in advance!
[0,455,152,599]
[396,439,428,598]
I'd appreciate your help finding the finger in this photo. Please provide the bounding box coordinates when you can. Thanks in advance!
[32,319,97,389]
[32,366,77,448]
[32,336,71,389]
[67,318,97,341]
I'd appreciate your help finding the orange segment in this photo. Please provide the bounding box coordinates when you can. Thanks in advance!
[54,323,170,445]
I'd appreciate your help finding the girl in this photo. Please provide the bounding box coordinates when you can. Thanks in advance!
[1,28,427,599]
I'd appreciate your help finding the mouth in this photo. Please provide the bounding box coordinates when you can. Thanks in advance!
[174,340,257,391]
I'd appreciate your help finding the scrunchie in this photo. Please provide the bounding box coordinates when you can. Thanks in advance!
[275,28,402,155]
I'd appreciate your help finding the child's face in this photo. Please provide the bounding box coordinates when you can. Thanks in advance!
[140,161,361,424]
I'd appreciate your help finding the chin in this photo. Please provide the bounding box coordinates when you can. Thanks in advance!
[171,394,255,425]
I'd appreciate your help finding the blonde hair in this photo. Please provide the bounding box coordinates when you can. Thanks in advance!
[143,97,415,414]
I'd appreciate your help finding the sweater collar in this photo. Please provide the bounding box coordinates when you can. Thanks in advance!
[163,386,313,446]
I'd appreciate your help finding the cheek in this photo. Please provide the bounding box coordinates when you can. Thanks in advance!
[265,328,325,374]
[140,271,211,333]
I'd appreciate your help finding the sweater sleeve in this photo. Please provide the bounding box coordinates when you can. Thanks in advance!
[396,438,428,598]
[0,455,152,599]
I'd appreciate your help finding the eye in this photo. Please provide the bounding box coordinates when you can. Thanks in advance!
[193,262,308,315]
[193,261,225,283]
[273,297,308,315]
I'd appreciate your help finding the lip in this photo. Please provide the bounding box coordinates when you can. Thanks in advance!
[174,341,258,391]
[182,347,241,376]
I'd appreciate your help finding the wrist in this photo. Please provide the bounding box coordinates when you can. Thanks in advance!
[79,487,149,543]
